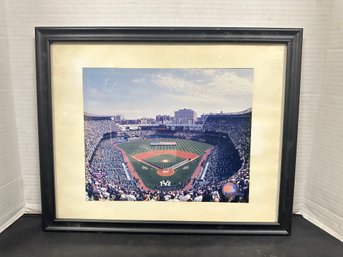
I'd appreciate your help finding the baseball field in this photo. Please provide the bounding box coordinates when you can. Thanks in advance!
[116,138,213,190]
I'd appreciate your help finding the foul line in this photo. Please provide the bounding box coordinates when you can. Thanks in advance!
[131,155,159,170]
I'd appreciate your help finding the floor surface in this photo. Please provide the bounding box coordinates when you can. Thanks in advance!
[0,215,342,257]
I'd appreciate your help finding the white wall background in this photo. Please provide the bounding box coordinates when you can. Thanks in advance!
[0,0,25,233]
[298,0,343,240]
[0,0,342,240]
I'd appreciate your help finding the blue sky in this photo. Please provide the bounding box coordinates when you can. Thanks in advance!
[83,68,253,119]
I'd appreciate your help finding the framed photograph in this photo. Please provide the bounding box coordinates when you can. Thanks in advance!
[35,27,302,234]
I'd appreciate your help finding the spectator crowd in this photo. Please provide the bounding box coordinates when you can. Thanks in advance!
[201,113,252,202]
[84,120,119,163]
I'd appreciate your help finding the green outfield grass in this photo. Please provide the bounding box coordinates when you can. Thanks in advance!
[117,138,211,156]
[145,154,186,169]
[117,138,212,190]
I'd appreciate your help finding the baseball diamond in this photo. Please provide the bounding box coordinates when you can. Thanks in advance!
[117,139,212,190]
[144,154,188,169]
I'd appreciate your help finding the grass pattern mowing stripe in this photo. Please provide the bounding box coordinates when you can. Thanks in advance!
[117,138,211,156]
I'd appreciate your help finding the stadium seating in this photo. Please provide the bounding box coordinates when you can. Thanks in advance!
[84,112,251,202]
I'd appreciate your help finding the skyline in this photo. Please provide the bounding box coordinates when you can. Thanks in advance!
[84,107,252,120]
[83,68,253,119]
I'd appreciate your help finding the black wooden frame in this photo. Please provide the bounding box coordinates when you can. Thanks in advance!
[35,27,302,234]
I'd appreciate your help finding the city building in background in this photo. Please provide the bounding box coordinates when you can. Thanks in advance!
[174,109,197,125]
[156,115,172,124]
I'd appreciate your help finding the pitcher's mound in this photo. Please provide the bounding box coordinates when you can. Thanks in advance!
[157,168,175,176]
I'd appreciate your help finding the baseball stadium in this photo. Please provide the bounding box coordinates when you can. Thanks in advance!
[84,110,251,203]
